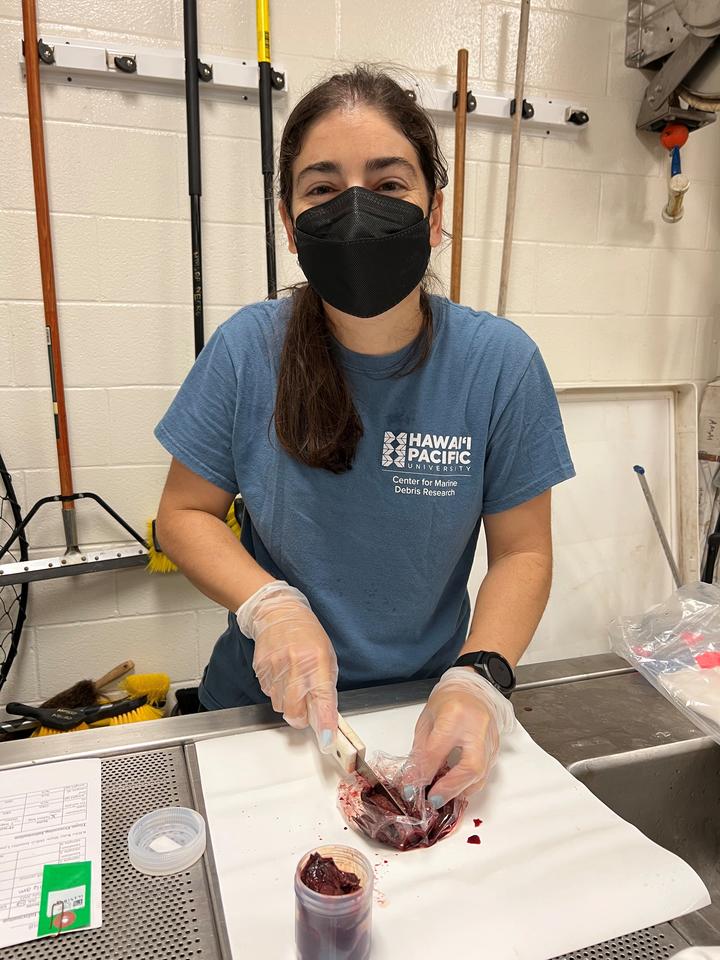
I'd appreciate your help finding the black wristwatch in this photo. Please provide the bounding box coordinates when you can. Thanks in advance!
[452,650,516,698]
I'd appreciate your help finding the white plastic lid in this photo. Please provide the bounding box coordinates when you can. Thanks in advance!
[128,806,206,876]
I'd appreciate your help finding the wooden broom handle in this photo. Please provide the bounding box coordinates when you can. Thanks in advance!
[94,661,135,690]
[497,0,531,318]
[22,0,74,502]
[450,48,469,303]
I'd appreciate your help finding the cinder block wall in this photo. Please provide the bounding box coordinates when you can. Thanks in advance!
[1,0,719,704]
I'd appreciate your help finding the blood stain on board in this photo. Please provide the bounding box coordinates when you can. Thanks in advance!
[467,835,481,845]
[473,818,482,827]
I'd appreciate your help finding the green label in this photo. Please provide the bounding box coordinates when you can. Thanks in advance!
[37,861,92,938]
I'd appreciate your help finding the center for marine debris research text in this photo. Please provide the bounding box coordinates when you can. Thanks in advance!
[382,431,472,497]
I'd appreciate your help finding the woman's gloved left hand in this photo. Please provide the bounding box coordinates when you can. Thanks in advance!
[405,666,516,807]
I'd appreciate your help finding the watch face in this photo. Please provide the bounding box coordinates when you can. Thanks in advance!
[487,655,514,690]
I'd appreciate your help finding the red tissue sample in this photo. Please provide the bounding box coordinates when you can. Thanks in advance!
[339,763,467,852]
[473,818,482,827]
[467,835,481,845]
[300,852,361,896]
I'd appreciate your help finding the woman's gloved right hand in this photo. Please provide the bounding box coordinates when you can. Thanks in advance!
[236,581,339,753]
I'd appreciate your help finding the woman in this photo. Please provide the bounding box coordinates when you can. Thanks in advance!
[154,66,575,808]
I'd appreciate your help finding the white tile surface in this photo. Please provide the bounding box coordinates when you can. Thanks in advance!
[2,0,720,693]
[338,0,482,75]
[118,567,217,616]
[588,316,698,382]
[648,250,720,317]
[0,629,40,706]
[107,386,178,464]
[535,244,650,314]
[35,612,199,698]
[476,164,600,243]
[599,174,711,250]
[482,4,611,97]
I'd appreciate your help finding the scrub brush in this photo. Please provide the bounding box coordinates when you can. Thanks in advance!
[4,696,149,737]
[122,672,169,705]
[94,700,161,726]
[88,673,169,727]
[0,661,136,741]
[148,498,243,573]
[41,660,134,709]
[118,672,170,721]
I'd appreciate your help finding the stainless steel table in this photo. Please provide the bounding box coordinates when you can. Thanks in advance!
[0,654,716,959]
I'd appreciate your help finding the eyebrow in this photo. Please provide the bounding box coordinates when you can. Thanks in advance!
[296,156,418,186]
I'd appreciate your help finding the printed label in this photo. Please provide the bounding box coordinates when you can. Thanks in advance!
[382,429,472,497]
[45,885,85,917]
[382,431,472,472]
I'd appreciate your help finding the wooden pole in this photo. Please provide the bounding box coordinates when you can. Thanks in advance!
[497,0,531,318]
[450,48,469,303]
[21,0,75,512]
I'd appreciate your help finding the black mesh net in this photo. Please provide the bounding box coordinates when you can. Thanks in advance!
[0,452,28,691]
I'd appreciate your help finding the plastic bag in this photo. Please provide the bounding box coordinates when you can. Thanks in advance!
[610,581,720,743]
[337,752,468,851]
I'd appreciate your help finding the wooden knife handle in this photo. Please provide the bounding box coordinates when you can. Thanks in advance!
[335,714,366,774]
[94,660,135,690]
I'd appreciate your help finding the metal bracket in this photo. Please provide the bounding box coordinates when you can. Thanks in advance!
[113,54,136,74]
[37,38,55,65]
[414,81,588,137]
[566,108,590,126]
[18,35,289,103]
[510,96,535,119]
[452,89,477,113]
[0,491,148,585]
[0,545,147,585]
[626,0,687,68]
[636,31,717,130]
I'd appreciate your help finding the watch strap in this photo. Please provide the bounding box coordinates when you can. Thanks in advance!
[453,650,516,697]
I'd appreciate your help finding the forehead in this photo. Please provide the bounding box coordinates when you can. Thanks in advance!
[294,105,420,174]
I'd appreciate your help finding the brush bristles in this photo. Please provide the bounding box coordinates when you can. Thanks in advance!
[122,673,170,707]
[146,519,179,574]
[42,679,98,710]
[101,704,163,725]
[146,508,240,575]
[225,503,241,537]
[31,722,90,738]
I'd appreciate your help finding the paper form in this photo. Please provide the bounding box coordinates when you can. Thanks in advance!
[0,758,102,949]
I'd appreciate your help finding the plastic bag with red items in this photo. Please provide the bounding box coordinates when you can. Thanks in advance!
[610,582,720,744]
[337,752,467,851]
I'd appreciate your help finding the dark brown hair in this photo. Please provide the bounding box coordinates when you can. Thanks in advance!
[274,66,448,474]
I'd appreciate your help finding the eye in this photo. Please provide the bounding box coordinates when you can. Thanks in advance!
[307,184,336,197]
[376,180,405,192]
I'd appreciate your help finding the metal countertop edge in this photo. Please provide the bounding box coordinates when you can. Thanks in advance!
[185,742,234,960]
[0,654,656,770]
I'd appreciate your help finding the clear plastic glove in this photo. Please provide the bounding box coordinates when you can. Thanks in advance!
[406,666,515,807]
[236,581,338,753]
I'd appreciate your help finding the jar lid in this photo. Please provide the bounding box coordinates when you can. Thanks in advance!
[128,806,206,876]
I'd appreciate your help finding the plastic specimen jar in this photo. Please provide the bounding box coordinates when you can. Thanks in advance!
[294,845,373,960]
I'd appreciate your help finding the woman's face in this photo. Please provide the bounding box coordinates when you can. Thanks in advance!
[280,104,444,254]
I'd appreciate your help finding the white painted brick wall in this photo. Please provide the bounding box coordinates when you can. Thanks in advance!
[2,0,720,707]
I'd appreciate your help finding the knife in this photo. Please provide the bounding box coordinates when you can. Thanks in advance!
[334,713,406,815]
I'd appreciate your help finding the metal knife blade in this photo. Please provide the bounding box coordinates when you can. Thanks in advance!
[335,713,406,815]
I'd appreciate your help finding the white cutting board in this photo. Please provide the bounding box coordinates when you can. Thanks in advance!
[195,703,709,960]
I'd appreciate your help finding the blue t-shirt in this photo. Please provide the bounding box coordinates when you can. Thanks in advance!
[155,294,575,709]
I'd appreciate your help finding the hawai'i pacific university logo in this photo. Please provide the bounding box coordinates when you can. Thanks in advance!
[381,430,473,474]
[382,432,408,468]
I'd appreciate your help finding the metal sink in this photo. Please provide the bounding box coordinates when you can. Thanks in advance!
[569,738,720,945]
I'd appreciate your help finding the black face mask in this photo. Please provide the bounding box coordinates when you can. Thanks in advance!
[293,186,431,318]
